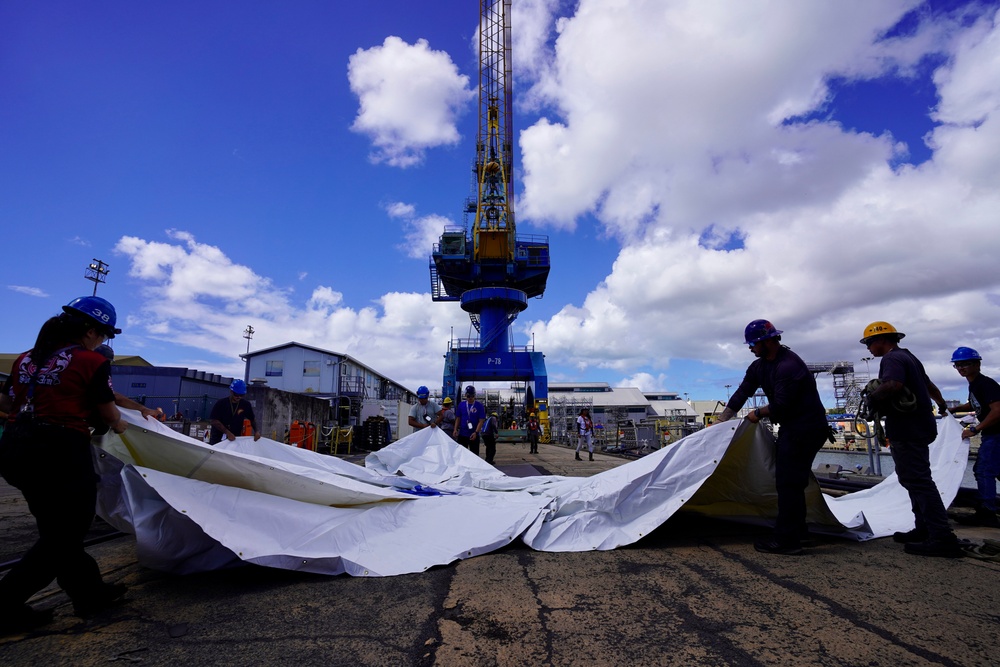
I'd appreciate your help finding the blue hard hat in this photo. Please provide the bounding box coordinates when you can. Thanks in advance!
[951,347,982,363]
[63,296,121,338]
[416,385,430,398]
[230,379,247,395]
[744,319,782,345]
[464,385,476,396]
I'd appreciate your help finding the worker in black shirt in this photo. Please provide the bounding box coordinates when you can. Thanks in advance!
[717,320,829,555]
[862,322,960,557]
[209,379,261,444]
[946,346,1000,528]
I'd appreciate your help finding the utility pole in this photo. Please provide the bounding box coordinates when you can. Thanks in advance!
[242,325,254,384]
[84,259,109,296]
[725,384,732,400]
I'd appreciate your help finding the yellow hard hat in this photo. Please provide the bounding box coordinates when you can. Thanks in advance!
[442,397,453,405]
[529,412,536,417]
[860,321,905,345]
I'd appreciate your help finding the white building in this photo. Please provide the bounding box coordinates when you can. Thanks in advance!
[644,392,700,425]
[242,342,416,430]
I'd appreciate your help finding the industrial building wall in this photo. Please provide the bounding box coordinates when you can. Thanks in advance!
[112,366,183,401]
[110,366,232,420]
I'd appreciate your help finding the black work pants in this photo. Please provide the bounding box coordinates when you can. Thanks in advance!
[457,433,480,457]
[0,423,105,609]
[483,434,496,464]
[890,438,954,540]
[773,425,827,541]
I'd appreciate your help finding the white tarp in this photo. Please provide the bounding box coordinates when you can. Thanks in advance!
[92,411,968,577]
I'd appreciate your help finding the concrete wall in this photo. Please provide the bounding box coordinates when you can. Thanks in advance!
[246,385,334,440]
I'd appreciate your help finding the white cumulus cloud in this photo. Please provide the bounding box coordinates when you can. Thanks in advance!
[348,36,475,167]
[114,231,468,387]
[515,0,1000,397]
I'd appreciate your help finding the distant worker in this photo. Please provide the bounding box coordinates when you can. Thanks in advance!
[860,321,961,557]
[946,347,1000,528]
[482,411,499,465]
[575,408,594,461]
[407,386,441,431]
[717,320,829,555]
[209,379,261,445]
[438,397,457,439]
[454,386,485,456]
[0,296,129,633]
[526,412,540,454]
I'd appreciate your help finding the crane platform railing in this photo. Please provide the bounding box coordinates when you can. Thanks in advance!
[447,338,534,354]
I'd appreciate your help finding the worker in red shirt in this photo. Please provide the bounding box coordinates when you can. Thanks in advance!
[0,297,131,633]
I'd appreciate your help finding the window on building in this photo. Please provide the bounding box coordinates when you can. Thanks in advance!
[303,361,320,377]
[266,360,284,377]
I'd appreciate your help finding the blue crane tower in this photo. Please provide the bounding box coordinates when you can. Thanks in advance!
[429,0,550,419]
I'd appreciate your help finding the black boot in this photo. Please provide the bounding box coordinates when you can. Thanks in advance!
[904,537,964,558]
[589,452,594,461]
[954,509,1000,528]
[754,538,803,555]
[575,453,582,461]
[892,527,929,543]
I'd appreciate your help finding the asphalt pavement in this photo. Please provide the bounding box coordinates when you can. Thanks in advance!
[1,437,998,666]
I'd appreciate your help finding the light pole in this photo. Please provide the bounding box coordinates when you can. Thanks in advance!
[725,384,732,401]
[243,325,255,355]
[242,325,254,383]
[84,259,109,296]
[861,356,873,375]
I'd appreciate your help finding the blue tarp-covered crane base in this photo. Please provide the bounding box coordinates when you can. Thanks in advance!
[92,411,968,577]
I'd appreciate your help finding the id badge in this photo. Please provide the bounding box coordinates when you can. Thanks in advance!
[467,422,473,430]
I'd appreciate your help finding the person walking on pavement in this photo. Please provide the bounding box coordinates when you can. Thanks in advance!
[0,296,130,633]
[209,379,261,444]
[860,321,962,557]
[716,319,829,555]
[946,347,1000,528]
[575,408,594,461]
[482,411,499,464]
[526,412,540,454]
[454,386,485,457]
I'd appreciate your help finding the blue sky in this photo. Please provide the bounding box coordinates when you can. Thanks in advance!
[3,0,1000,405]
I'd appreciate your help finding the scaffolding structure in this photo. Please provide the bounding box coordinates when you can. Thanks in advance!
[807,361,868,414]
[547,395,593,445]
